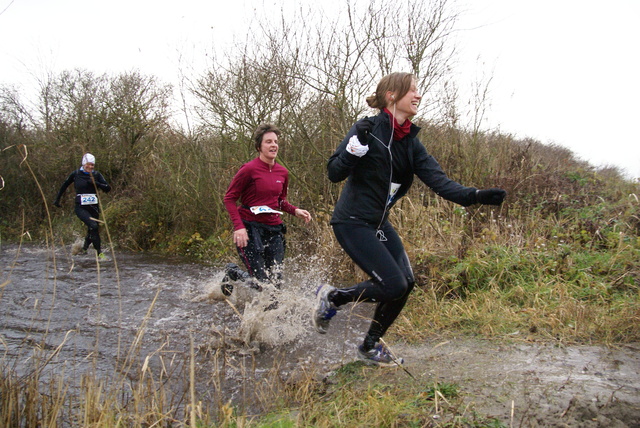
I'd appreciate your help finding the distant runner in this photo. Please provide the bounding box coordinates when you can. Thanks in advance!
[53,153,111,259]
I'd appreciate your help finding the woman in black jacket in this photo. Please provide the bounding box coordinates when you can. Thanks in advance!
[313,72,506,366]
[54,153,111,258]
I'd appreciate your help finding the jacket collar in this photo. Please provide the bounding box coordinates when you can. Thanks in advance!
[377,110,421,139]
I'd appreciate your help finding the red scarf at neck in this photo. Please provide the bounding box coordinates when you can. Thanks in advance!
[384,108,412,140]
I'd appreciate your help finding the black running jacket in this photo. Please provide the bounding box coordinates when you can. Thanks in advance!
[328,110,477,226]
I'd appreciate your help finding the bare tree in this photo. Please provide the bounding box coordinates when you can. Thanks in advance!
[105,71,173,183]
[40,69,109,150]
[107,71,171,149]
[0,86,37,134]
[193,0,459,135]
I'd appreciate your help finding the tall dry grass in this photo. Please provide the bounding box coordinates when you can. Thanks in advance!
[2,127,639,426]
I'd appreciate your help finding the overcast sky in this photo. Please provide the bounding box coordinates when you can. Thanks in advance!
[1,0,638,179]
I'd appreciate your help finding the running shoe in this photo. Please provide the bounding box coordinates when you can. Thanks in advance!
[221,263,238,296]
[225,263,242,281]
[357,343,404,367]
[312,284,337,334]
[220,275,233,296]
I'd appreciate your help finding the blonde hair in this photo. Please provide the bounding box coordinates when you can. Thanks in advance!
[365,72,416,109]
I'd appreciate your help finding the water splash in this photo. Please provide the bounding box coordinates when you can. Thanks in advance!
[193,257,333,348]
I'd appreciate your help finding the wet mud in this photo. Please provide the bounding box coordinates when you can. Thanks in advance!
[1,244,638,426]
[397,339,640,427]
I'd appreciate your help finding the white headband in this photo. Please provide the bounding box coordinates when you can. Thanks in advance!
[82,153,95,165]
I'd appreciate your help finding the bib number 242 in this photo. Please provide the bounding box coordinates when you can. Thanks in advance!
[80,194,98,205]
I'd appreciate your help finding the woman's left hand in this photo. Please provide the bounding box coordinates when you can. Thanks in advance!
[295,209,312,223]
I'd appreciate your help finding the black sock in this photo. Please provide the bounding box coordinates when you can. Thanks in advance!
[330,288,356,307]
[362,335,377,352]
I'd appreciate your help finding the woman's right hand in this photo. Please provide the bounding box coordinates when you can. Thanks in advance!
[233,228,249,248]
[355,119,373,144]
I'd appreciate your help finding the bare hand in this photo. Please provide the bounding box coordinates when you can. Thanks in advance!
[233,228,249,248]
[295,208,312,223]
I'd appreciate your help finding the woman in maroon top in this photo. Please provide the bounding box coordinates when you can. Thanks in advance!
[222,123,311,294]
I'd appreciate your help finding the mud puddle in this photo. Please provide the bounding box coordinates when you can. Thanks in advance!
[1,244,638,426]
[390,338,640,427]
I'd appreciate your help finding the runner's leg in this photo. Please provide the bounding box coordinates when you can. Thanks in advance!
[75,205,102,254]
[237,224,269,281]
[263,228,285,286]
[364,222,415,346]
[331,222,409,305]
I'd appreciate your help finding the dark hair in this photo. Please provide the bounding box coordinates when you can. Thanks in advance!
[365,72,416,109]
[253,123,281,151]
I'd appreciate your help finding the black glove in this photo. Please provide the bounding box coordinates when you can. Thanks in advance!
[53,200,61,208]
[355,119,373,145]
[476,188,506,205]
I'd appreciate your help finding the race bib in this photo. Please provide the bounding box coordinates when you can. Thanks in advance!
[80,194,98,205]
[387,183,401,204]
[250,205,283,215]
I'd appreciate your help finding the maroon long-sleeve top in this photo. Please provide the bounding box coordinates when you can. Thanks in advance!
[223,157,298,231]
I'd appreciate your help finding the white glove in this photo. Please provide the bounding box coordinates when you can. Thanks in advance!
[346,135,369,157]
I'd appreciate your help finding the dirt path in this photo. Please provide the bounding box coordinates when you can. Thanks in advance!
[391,338,640,427]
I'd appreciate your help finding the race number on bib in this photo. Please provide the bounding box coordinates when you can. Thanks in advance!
[250,205,283,215]
[80,194,98,205]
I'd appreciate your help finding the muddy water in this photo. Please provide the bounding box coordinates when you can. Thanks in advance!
[0,243,370,415]
[3,243,640,425]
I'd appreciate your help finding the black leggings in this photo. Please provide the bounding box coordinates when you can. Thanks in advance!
[237,221,286,284]
[75,204,102,254]
[332,221,415,343]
